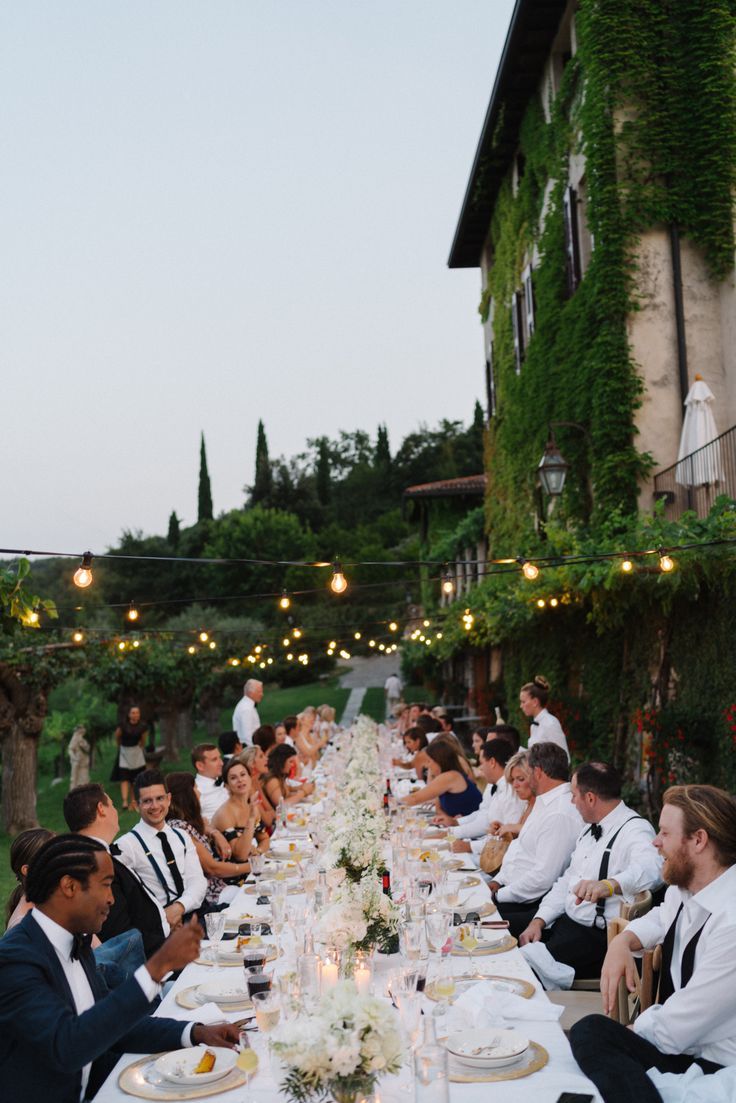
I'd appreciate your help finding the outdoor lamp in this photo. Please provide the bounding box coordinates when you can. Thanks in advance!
[126,604,139,622]
[518,557,540,581]
[537,431,569,497]
[659,550,675,573]
[330,561,348,594]
[279,591,291,610]
[73,552,94,588]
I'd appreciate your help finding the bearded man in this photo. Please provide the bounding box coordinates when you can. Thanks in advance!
[570,784,736,1102]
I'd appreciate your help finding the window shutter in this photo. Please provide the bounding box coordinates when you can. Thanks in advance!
[511,291,525,374]
[522,263,535,336]
[485,342,497,418]
[563,185,582,296]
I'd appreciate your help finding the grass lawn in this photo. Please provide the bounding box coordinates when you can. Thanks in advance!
[0,677,350,931]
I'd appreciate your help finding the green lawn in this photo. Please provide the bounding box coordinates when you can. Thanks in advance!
[0,677,350,930]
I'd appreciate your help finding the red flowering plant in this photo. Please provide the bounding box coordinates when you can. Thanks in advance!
[638,704,711,810]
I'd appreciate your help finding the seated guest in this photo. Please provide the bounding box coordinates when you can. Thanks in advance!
[63,783,168,956]
[431,708,456,737]
[317,704,337,742]
[166,772,253,903]
[570,784,736,1101]
[490,723,521,754]
[400,740,483,818]
[427,732,475,779]
[282,715,298,747]
[391,726,428,778]
[5,827,55,929]
[520,676,569,758]
[218,730,242,762]
[191,742,228,821]
[273,721,289,746]
[116,770,207,929]
[263,744,314,809]
[488,749,536,838]
[519,762,661,980]
[237,746,276,832]
[253,724,277,758]
[470,726,492,779]
[445,739,527,862]
[295,708,325,761]
[487,742,582,937]
[0,834,238,1103]
[415,713,443,743]
[211,758,267,860]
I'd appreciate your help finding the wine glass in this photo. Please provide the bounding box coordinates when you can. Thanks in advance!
[432,951,456,1019]
[250,852,265,889]
[425,906,452,956]
[236,1032,259,1103]
[270,891,287,958]
[459,918,481,977]
[205,911,226,965]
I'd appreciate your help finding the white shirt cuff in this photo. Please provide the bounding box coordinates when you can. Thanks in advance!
[134,964,161,1002]
[182,1023,197,1046]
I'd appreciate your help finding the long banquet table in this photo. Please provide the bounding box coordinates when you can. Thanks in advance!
[96,844,601,1103]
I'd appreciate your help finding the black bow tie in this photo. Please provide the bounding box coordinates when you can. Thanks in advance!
[490,784,498,796]
[70,932,93,961]
[588,823,603,841]
[214,776,224,787]
[109,842,121,856]
[530,719,539,726]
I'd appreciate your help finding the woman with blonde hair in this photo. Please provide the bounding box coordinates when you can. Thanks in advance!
[237,745,276,832]
[488,750,534,837]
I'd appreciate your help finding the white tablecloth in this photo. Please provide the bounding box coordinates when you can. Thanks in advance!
[95,853,600,1103]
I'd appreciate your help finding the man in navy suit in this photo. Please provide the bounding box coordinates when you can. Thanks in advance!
[0,834,238,1101]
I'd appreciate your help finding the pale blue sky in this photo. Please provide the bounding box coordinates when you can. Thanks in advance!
[1,1,515,550]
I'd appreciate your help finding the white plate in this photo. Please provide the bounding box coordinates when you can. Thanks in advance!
[154,1046,237,1085]
[444,1029,529,1069]
[196,979,249,1005]
[453,927,506,950]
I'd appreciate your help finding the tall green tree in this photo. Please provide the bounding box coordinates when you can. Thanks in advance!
[167,510,181,548]
[375,424,391,468]
[198,433,214,522]
[316,437,331,506]
[251,419,272,505]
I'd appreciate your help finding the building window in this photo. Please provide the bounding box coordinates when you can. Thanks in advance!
[485,341,497,419]
[563,185,582,297]
[521,263,535,338]
[511,291,525,374]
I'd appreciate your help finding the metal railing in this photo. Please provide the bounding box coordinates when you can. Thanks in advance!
[653,424,736,520]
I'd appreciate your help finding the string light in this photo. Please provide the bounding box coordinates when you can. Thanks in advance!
[537,599,546,608]
[378,643,385,651]
[518,557,539,581]
[327,647,334,655]
[118,641,126,651]
[24,610,40,626]
[389,621,398,632]
[282,637,290,647]
[199,631,209,643]
[73,552,94,589]
[550,597,559,608]
[441,569,455,596]
[368,639,376,647]
[621,559,634,573]
[255,645,262,654]
[330,561,348,594]
[436,631,443,639]
[72,630,84,643]
[292,628,302,639]
[279,591,291,610]
[209,640,216,650]
[287,652,294,660]
[229,657,240,666]
[126,605,140,622]
[423,619,430,628]
[339,649,351,659]
[659,550,675,573]
[461,609,474,631]
[267,656,273,665]
[132,639,140,648]
[187,645,196,654]
[354,631,362,640]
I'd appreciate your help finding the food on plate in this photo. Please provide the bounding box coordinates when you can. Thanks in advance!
[193,1050,216,1075]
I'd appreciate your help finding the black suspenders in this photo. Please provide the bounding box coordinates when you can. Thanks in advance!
[130,827,187,905]
[594,816,645,929]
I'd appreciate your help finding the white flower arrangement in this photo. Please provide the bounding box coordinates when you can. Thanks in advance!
[271,981,404,1103]
[315,872,401,955]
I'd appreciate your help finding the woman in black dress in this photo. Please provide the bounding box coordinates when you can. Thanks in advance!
[110,705,148,810]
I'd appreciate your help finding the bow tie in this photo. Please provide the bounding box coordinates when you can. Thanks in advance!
[109,842,121,856]
[588,824,603,841]
[70,932,93,961]
[490,783,498,796]
[214,775,224,787]
[530,719,539,726]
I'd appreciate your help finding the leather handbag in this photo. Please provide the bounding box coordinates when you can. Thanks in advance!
[479,832,513,875]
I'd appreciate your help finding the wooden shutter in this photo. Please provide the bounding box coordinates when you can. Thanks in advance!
[485,342,497,418]
[511,291,525,374]
[522,263,535,337]
[563,185,582,296]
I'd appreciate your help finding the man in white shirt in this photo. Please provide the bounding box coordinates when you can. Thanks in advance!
[519,677,569,758]
[0,833,238,1103]
[487,741,582,937]
[571,784,736,1100]
[232,678,263,747]
[440,737,526,866]
[192,742,229,821]
[116,770,208,930]
[384,673,402,718]
[519,762,661,979]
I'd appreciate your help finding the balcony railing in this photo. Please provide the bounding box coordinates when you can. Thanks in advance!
[653,424,736,520]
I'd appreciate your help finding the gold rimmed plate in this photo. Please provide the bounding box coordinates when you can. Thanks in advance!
[424,973,535,1003]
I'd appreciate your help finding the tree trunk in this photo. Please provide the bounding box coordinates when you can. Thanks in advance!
[1,722,40,833]
[177,706,194,750]
[203,703,220,739]
[159,708,178,761]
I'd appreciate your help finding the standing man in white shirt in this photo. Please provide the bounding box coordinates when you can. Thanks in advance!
[232,679,263,748]
[384,673,403,718]
[440,737,526,865]
[520,675,569,758]
[519,762,662,979]
[192,743,229,821]
[487,741,582,937]
[571,784,736,1101]
[116,770,207,930]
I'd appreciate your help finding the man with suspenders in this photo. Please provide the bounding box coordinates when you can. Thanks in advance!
[571,784,736,1102]
[519,762,662,979]
[115,770,207,929]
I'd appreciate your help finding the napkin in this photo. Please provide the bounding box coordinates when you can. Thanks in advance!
[648,1065,736,1103]
[519,941,575,990]
[156,1000,230,1024]
[443,978,562,1034]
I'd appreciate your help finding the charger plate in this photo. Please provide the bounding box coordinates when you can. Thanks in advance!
[425,973,535,1003]
[450,933,517,956]
[447,1040,548,1083]
[175,985,253,1012]
[195,943,278,967]
[118,1053,246,1100]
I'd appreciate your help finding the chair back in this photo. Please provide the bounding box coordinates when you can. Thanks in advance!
[620,890,652,922]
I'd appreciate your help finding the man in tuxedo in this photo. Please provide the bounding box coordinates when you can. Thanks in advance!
[63,783,168,955]
[0,834,239,1102]
[571,784,736,1101]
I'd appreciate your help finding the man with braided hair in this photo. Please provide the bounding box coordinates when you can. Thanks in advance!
[0,834,238,1102]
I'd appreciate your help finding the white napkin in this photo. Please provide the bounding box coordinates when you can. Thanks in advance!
[156,1000,230,1024]
[648,1065,736,1103]
[443,978,562,1033]
[519,941,575,990]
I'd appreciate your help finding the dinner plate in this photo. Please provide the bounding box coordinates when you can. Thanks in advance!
[196,979,249,1006]
[154,1046,237,1085]
[224,912,272,932]
[444,1029,529,1069]
[244,878,302,895]
[424,974,535,1003]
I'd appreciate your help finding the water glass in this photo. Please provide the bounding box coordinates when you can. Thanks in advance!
[400,919,426,961]
[204,911,226,963]
[252,989,281,1033]
[425,907,452,955]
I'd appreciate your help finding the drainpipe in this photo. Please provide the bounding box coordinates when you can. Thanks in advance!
[669,223,690,410]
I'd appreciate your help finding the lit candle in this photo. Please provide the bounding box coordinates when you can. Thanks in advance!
[354,965,371,996]
[321,960,339,990]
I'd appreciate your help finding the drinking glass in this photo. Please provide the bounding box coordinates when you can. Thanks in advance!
[400,919,426,962]
[236,1032,259,1103]
[442,883,461,910]
[252,989,281,1033]
[245,965,273,999]
[425,907,452,956]
[432,953,456,1018]
[270,892,287,958]
[205,911,226,964]
[458,918,481,976]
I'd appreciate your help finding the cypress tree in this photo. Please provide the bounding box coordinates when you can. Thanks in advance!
[375,424,391,468]
[252,419,272,505]
[198,433,213,521]
[316,437,331,506]
[167,510,181,548]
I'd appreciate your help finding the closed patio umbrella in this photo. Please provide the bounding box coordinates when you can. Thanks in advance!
[675,375,723,487]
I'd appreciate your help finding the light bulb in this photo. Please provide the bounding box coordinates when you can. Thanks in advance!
[378,643,385,651]
[187,645,196,654]
[72,630,84,643]
[436,631,443,639]
[442,575,455,595]
[327,648,334,655]
[255,645,262,654]
[127,606,139,622]
[621,559,634,573]
[293,628,302,639]
[330,561,348,594]
[283,637,290,648]
[199,631,209,643]
[279,591,291,610]
[659,552,675,573]
[425,638,431,646]
[267,657,273,665]
[423,619,430,628]
[259,661,266,669]
[368,639,376,647]
[73,552,94,589]
[518,557,539,581]
[287,652,294,660]
[209,640,216,650]
[537,599,546,608]
[550,597,559,608]
[389,621,398,632]
[26,610,39,625]
[354,631,361,640]
[118,641,126,651]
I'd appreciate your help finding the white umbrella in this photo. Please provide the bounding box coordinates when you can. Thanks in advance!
[675,375,723,487]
